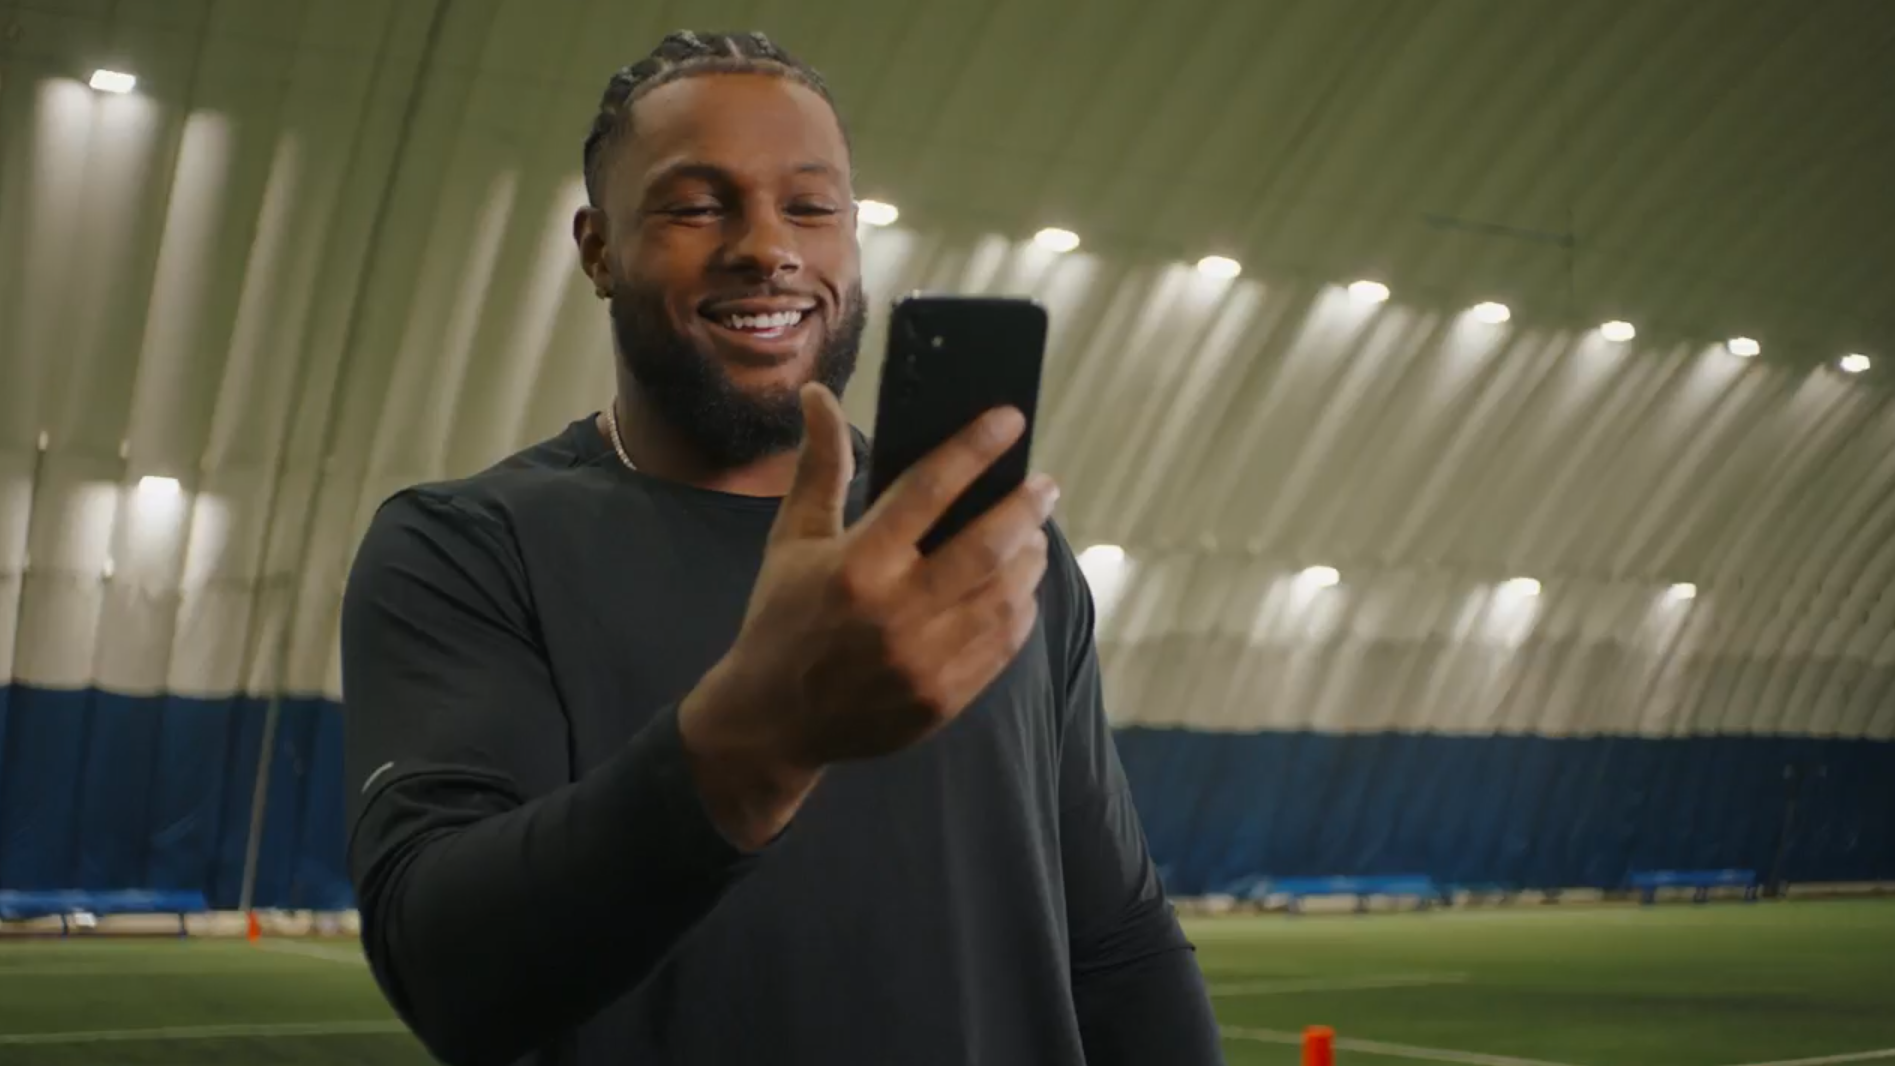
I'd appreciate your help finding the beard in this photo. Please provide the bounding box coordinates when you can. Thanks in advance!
[610,280,867,470]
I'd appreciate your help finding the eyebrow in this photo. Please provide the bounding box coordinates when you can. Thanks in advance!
[645,160,840,188]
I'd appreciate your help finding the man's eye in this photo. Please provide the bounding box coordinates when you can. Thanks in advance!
[667,205,720,220]
[788,203,841,220]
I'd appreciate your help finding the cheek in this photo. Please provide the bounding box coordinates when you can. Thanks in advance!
[810,247,861,305]
[624,234,714,318]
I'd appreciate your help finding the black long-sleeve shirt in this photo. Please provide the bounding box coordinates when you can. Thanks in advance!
[339,413,1223,1066]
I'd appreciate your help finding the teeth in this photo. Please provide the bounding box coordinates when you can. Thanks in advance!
[722,310,804,331]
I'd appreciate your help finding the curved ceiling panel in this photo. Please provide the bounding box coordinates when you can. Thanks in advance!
[1,0,1890,748]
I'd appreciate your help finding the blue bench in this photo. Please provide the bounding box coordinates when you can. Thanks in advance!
[1443,882,1519,904]
[1251,875,1445,913]
[1625,869,1759,905]
[1209,874,1272,901]
[0,890,212,935]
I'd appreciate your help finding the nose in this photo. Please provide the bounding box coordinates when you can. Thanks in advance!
[722,208,802,281]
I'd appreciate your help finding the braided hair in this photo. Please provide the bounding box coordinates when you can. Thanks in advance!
[582,31,846,207]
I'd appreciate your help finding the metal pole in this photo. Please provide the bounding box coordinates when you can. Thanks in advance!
[68,440,135,886]
[4,434,51,689]
[1767,763,1800,899]
[0,433,52,887]
[233,0,451,917]
[235,687,281,915]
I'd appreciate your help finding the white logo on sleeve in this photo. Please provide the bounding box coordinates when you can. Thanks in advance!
[361,761,396,794]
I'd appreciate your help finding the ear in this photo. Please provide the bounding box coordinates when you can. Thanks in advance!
[572,205,613,298]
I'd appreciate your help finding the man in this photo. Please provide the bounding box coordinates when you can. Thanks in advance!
[340,29,1223,1066]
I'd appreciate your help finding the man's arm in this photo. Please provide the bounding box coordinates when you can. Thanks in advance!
[1046,527,1225,1066]
[341,490,760,1066]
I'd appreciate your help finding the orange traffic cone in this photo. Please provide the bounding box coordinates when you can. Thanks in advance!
[1303,1026,1335,1066]
[246,911,261,942]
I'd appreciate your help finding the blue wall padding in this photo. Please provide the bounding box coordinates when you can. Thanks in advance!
[0,686,348,910]
[1117,727,1895,896]
[3,684,1891,909]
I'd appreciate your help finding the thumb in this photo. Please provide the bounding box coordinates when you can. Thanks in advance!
[771,382,853,543]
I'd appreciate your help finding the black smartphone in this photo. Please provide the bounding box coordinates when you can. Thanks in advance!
[865,293,1049,554]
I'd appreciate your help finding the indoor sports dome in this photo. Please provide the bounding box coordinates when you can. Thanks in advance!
[1,1,1892,1064]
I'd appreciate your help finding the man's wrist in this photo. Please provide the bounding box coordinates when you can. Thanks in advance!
[677,654,821,852]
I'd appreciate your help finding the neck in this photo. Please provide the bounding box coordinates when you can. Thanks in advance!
[602,374,805,497]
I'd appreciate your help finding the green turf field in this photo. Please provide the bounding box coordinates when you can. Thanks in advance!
[0,900,1890,1065]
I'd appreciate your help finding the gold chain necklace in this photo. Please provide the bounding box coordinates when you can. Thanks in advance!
[604,400,637,471]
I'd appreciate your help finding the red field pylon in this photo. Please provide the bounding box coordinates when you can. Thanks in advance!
[246,911,261,942]
[1303,1025,1335,1066]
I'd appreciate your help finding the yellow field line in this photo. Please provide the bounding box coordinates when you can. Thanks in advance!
[1210,972,1468,996]
[0,1021,406,1045]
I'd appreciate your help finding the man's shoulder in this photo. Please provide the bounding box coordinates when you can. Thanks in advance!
[1035,517,1101,673]
[356,416,614,565]
[1040,519,1091,611]
[382,416,609,520]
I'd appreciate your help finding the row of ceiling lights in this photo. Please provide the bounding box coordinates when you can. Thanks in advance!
[1075,545,1700,605]
[858,199,1877,376]
[86,70,1872,379]
[57,72,1820,612]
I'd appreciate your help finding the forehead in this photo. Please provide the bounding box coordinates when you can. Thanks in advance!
[622,72,850,188]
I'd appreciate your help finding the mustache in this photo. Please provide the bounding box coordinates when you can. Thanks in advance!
[696,283,824,308]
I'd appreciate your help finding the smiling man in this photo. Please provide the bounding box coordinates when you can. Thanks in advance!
[340,30,1222,1066]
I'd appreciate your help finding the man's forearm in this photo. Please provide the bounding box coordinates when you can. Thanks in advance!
[354,704,759,1066]
[1073,939,1224,1066]
[677,653,824,851]
[1069,891,1224,1066]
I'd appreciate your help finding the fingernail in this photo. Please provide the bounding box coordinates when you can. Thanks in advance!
[985,407,1024,443]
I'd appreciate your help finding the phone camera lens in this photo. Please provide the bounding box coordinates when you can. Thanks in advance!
[930,336,945,349]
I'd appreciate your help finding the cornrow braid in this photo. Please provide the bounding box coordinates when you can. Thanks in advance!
[582,30,846,207]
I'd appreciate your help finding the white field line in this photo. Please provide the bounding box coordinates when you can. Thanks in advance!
[1720,1051,1895,1066]
[0,964,278,977]
[0,940,365,976]
[1221,1026,1586,1066]
[0,1020,407,1045]
[251,939,367,965]
[1210,972,1468,997]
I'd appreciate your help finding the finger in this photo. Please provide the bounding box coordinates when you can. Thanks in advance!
[911,526,1049,660]
[771,383,855,544]
[922,543,1049,707]
[855,406,1026,556]
[910,474,1059,607]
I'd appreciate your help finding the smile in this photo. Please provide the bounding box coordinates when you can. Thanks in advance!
[715,309,805,340]
[698,297,821,360]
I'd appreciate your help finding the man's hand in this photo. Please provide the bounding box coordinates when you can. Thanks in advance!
[679,382,1059,849]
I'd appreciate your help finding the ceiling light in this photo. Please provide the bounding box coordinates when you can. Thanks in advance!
[1348,279,1390,304]
[90,69,137,94]
[1666,583,1698,602]
[1498,576,1541,599]
[1840,353,1871,374]
[1033,227,1080,253]
[137,475,181,497]
[1600,320,1636,342]
[1296,565,1341,590]
[1077,544,1128,590]
[1728,337,1760,357]
[90,69,136,94]
[1472,301,1511,324]
[1196,255,1242,280]
[857,199,899,227]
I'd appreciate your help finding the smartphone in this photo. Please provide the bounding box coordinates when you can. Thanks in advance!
[865,293,1049,554]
